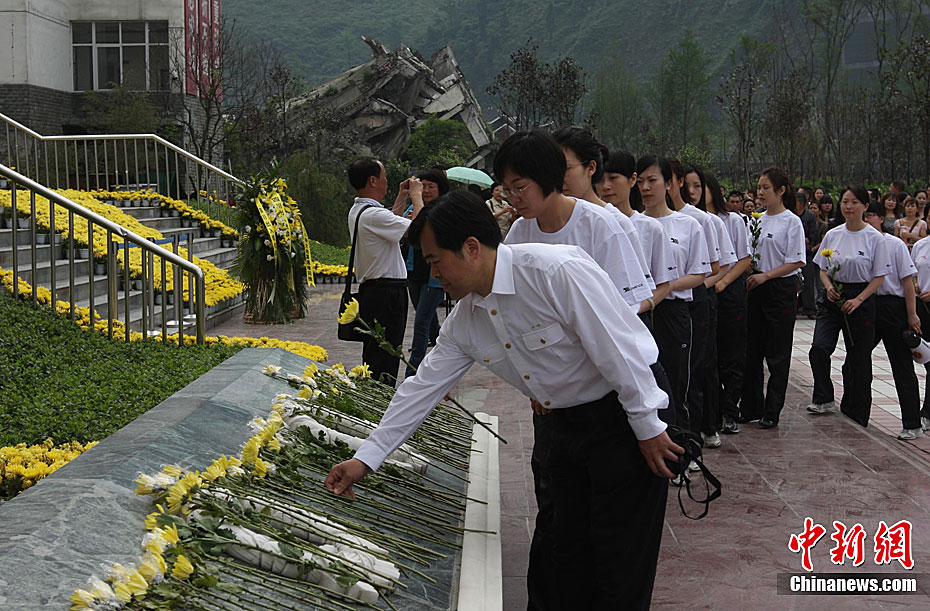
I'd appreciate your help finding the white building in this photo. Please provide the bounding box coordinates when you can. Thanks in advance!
[0,0,217,135]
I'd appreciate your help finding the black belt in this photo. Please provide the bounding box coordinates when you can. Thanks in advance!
[361,278,407,288]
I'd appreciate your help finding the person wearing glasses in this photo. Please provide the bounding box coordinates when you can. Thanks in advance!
[808,186,889,427]
[492,130,660,610]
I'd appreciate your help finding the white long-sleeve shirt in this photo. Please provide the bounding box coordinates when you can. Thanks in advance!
[354,243,669,471]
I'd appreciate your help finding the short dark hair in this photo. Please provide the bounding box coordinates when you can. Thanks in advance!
[841,185,871,206]
[917,189,928,198]
[493,130,565,197]
[892,180,906,191]
[347,157,382,190]
[408,190,502,253]
[866,200,884,217]
[417,169,450,195]
[798,186,813,200]
[603,149,636,178]
[728,190,744,199]
[553,126,606,185]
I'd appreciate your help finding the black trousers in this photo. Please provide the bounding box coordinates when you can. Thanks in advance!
[526,365,672,610]
[686,284,710,434]
[700,287,720,435]
[651,298,691,427]
[741,275,799,423]
[809,282,876,427]
[874,295,921,430]
[542,392,668,610]
[801,255,818,315]
[918,301,930,421]
[357,278,408,387]
[717,276,747,423]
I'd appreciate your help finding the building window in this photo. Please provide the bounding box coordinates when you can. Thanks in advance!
[72,21,170,92]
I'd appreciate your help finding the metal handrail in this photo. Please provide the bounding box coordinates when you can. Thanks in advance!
[0,164,206,344]
[0,111,243,228]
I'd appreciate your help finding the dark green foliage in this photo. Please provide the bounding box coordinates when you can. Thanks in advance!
[0,292,241,446]
[282,152,354,246]
[308,240,350,266]
[405,117,475,170]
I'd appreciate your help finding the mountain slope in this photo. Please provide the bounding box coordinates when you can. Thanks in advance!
[224,0,790,108]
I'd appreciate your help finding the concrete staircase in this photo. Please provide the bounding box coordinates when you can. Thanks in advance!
[0,196,244,335]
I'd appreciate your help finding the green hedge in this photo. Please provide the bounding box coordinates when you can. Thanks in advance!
[309,239,350,267]
[0,292,242,447]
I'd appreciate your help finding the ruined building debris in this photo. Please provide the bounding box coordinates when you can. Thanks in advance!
[287,37,494,168]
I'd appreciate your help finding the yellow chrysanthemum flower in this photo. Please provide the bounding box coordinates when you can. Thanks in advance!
[338,298,360,324]
[69,588,95,609]
[820,249,834,258]
[162,524,180,545]
[751,211,763,219]
[171,555,194,580]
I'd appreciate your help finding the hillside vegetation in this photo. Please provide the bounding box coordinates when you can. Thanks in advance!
[223,0,787,105]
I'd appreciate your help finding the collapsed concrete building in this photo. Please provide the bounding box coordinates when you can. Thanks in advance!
[287,37,494,169]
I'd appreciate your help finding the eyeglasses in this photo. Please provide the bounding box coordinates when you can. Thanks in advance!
[501,184,532,199]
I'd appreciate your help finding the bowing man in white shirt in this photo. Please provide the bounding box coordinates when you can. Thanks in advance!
[327,191,683,610]
[346,158,424,386]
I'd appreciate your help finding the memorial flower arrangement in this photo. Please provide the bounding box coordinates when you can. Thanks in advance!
[0,265,328,361]
[233,164,315,323]
[70,363,477,610]
[749,211,763,271]
[0,438,98,499]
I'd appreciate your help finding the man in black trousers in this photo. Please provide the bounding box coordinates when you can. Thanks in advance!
[346,158,424,386]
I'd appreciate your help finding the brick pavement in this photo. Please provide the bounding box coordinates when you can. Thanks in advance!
[214,285,930,609]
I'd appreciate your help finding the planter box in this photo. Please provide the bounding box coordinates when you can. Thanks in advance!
[16,217,30,229]
[77,248,90,259]
[94,263,107,275]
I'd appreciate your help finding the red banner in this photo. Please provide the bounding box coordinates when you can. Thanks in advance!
[185,0,221,100]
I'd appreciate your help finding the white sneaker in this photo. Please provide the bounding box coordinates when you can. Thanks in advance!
[922,416,930,432]
[898,428,923,440]
[702,432,721,448]
[688,460,701,473]
[807,401,836,414]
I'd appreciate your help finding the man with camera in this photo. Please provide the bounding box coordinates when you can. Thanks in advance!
[346,158,424,386]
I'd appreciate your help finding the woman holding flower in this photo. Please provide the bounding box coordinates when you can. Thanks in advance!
[808,186,890,427]
[740,167,806,428]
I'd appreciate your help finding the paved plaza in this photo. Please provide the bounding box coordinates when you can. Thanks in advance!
[214,285,930,609]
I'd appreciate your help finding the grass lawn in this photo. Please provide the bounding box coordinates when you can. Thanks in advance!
[0,292,242,447]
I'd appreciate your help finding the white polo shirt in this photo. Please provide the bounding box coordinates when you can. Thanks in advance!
[653,211,711,301]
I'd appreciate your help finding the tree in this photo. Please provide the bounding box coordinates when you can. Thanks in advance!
[892,35,930,182]
[404,117,475,170]
[487,40,587,130]
[82,83,160,135]
[647,30,712,152]
[590,56,646,149]
[760,71,811,176]
[717,37,774,189]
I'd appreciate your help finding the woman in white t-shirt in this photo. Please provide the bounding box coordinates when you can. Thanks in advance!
[639,155,711,429]
[908,235,930,430]
[705,172,752,436]
[808,186,890,427]
[864,202,922,439]
[740,167,807,428]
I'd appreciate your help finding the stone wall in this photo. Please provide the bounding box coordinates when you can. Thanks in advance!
[0,83,78,135]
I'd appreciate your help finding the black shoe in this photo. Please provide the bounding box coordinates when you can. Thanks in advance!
[737,414,760,424]
[721,419,740,434]
[758,419,778,429]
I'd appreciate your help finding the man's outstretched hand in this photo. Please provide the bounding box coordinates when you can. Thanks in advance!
[325,458,371,499]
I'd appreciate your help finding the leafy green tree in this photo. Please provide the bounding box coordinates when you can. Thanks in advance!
[284,151,354,246]
[591,56,646,149]
[404,117,474,170]
[648,29,712,152]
